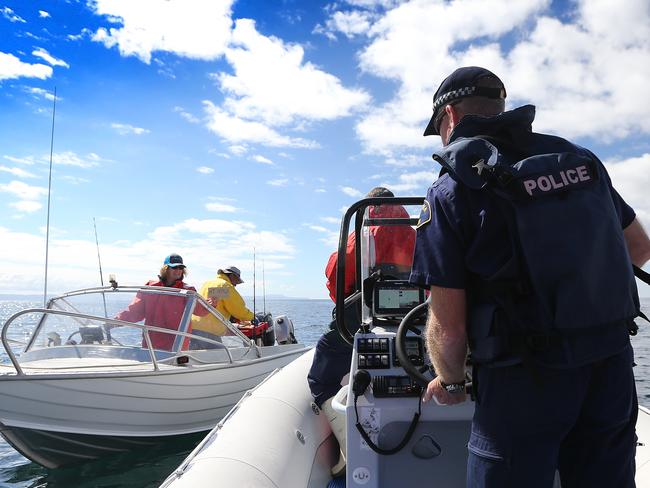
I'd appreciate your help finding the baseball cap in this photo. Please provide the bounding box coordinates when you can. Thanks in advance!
[218,266,244,284]
[423,66,506,136]
[163,253,185,268]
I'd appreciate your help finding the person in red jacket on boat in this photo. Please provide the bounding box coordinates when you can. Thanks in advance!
[324,188,417,301]
[309,187,416,476]
[115,253,205,351]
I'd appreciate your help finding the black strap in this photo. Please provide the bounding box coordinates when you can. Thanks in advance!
[634,265,650,285]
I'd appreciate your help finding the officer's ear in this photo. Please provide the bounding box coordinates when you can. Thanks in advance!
[441,104,462,145]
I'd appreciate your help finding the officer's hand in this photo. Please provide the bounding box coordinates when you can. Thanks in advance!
[251,318,259,326]
[422,376,466,406]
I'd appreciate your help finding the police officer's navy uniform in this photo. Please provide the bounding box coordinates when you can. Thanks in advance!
[410,104,639,487]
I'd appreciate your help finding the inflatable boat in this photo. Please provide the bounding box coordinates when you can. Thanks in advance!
[160,196,650,487]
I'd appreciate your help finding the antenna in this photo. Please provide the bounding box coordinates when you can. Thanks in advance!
[93,218,108,318]
[43,87,57,308]
[253,247,256,316]
[262,259,266,315]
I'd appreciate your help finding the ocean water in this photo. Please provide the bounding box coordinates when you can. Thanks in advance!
[0,297,649,487]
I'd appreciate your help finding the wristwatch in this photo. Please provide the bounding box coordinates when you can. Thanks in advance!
[440,380,465,394]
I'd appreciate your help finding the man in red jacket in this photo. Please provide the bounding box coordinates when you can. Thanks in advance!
[325,187,416,301]
[116,253,202,351]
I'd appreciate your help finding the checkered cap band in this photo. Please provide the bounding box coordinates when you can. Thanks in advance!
[432,86,476,113]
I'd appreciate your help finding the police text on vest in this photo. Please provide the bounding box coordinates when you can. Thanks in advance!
[523,166,591,196]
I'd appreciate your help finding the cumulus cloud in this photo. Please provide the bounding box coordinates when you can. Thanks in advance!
[218,19,369,126]
[90,0,235,64]
[0,216,296,294]
[196,166,214,174]
[606,154,650,228]
[39,10,50,18]
[111,122,150,135]
[0,180,48,200]
[348,0,650,154]
[203,101,319,148]
[0,52,52,81]
[9,200,42,213]
[314,10,373,40]
[32,48,70,68]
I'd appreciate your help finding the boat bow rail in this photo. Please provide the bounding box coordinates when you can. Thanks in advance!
[0,285,259,375]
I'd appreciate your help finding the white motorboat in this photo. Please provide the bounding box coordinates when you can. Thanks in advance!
[0,285,309,468]
[160,196,650,488]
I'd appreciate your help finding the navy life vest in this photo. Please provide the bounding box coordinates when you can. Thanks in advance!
[433,133,640,363]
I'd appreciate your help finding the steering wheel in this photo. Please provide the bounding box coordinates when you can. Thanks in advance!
[395,300,433,388]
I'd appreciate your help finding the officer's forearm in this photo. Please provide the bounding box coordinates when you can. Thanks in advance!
[426,286,468,382]
[624,218,650,267]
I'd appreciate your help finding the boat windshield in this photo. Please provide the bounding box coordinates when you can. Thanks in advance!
[357,202,420,324]
[21,287,249,354]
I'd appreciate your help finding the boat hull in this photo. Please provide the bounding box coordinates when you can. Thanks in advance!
[0,424,205,469]
[0,345,309,467]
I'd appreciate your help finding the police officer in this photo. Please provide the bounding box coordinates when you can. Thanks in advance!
[410,66,650,487]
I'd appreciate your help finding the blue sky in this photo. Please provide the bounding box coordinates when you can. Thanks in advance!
[1,0,649,299]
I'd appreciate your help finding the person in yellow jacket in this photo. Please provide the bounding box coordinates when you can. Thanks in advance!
[190,266,255,349]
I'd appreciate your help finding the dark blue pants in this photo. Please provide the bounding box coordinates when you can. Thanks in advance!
[468,346,637,488]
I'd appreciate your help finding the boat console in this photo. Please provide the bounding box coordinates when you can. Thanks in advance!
[333,197,474,488]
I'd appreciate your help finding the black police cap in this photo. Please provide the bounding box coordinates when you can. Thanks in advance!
[423,66,507,136]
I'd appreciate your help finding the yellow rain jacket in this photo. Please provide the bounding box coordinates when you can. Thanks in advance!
[191,272,255,336]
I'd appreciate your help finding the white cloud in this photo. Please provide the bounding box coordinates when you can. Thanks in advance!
[0,52,52,81]
[350,0,650,153]
[24,86,57,101]
[228,145,248,156]
[0,166,36,178]
[606,154,650,229]
[39,10,50,18]
[340,186,363,198]
[1,7,26,23]
[252,155,273,165]
[9,200,42,213]
[0,180,48,200]
[304,223,339,247]
[111,122,150,135]
[0,217,296,294]
[380,170,436,193]
[196,166,214,174]
[267,178,289,187]
[90,0,235,64]
[173,106,200,124]
[219,19,370,126]
[52,151,102,168]
[205,202,237,212]
[203,101,319,148]
[314,10,373,40]
[67,28,92,41]
[32,48,70,68]
[3,155,37,165]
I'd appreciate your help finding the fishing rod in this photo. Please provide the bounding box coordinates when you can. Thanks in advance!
[43,87,57,308]
[93,218,108,318]
[252,247,257,316]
